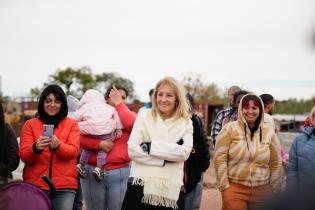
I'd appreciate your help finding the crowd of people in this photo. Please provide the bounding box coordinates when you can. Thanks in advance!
[0,77,314,210]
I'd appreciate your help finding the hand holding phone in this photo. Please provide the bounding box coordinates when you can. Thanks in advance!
[43,124,54,137]
[36,136,52,151]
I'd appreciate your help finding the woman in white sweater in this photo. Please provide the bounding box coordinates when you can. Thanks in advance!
[122,77,193,210]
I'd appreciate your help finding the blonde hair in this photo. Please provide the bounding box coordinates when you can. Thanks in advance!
[151,77,190,121]
[310,106,315,125]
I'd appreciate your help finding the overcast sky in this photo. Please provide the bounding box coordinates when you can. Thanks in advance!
[1,0,315,101]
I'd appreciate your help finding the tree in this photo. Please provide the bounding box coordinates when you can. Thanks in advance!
[200,82,222,104]
[30,87,41,98]
[48,66,95,97]
[95,72,135,100]
[49,67,77,95]
[181,73,222,104]
[274,97,315,114]
[30,66,136,100]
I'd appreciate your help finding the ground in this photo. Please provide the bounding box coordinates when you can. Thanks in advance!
[200,162,221,210]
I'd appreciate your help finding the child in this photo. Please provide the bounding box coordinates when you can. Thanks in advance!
[72,89,123,181]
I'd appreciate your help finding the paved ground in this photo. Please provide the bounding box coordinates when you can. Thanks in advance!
[14,132,297,210]
[14,160,221,210]
[200,162,221,210]
[81,162,221,210]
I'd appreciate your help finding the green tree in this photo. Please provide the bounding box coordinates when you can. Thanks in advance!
[275,97,315,114]
[30,87,42,98]
[48,66,95,97]
[49,67,77,95]
[30,66,136,100]
[95,72,135,100]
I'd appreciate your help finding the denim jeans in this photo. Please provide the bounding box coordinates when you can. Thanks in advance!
[81,165,130,210]
[72,176,83,210]
[184,178,203,210]
[51,190,76,210]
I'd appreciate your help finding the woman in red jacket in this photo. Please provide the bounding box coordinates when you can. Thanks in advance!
[19,84,80,210]
[80,84,137,210]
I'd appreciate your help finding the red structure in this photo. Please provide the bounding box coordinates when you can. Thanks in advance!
[194,103,223,136]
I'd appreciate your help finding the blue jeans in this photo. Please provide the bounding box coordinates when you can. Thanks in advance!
[81,165,130,210]
[184,177,203,210]
[73,176,83,210]
[51,190,76,210]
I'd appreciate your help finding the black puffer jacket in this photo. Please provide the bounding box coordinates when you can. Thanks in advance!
[184,114,210,193]
[0,124,19,185]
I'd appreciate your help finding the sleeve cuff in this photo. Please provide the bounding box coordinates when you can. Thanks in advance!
[219,183,230,192]
[115,102,125,110]
[49,144,60,152]
[32,143,43,154]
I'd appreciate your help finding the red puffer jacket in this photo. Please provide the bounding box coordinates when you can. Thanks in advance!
[19,117,80,191]
[80,102,137,170]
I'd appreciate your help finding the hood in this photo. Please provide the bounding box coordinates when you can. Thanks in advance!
[237,93,265,130]
[303,126,315,138]
[67,95,79,112]
[79,89,106,107]
[37,84,68,127]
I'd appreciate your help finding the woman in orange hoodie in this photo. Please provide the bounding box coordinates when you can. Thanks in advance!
[19,84,80,210]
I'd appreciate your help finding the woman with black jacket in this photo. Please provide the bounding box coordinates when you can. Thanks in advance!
[184,94,210,210]
[0,104,20,187]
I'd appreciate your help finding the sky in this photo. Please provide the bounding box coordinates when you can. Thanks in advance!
[1,0,315,102]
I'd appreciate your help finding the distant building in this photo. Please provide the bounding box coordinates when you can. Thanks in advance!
[273,114,309,132]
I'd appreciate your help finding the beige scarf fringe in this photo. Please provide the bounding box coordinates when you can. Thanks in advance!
[132,177,178,209]
[142,194,178,209]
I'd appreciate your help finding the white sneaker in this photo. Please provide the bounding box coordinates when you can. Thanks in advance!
[77,163,87,179]
[92,167,103,182]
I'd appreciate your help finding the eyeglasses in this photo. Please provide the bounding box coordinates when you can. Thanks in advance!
[44,99,62,106]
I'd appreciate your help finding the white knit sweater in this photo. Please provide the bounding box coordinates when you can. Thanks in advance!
[128,110,193,209]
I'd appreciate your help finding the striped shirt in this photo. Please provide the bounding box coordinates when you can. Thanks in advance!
[210,106,234,145]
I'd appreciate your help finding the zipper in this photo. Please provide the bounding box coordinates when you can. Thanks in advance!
[49,152,53,179]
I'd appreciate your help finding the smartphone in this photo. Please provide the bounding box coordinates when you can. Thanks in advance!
[43,124,54,137]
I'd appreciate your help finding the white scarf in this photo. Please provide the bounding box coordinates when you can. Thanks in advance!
[130,111,192,209]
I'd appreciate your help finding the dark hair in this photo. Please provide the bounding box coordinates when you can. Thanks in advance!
[37,84,68,127]
[259,94,274,108]
[149,89,154,97]
[0,104,7,162]
[228,86,241,94]
[104,84,129,100]
[233,90,249,105]
[186,93,194,113]
[242,94,263,135]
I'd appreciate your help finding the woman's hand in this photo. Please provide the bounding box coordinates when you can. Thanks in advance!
[49,135,60,150]
[115,129,122,139]
[109,85,123,106]
[99,141,114,152]
[36,136,52,151]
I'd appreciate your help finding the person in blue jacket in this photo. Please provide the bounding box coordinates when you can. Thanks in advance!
[286,106,315,189]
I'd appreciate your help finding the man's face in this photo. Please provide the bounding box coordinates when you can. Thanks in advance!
[267,100,275,115]
[233,94,246,109]
[228,89,238,106]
